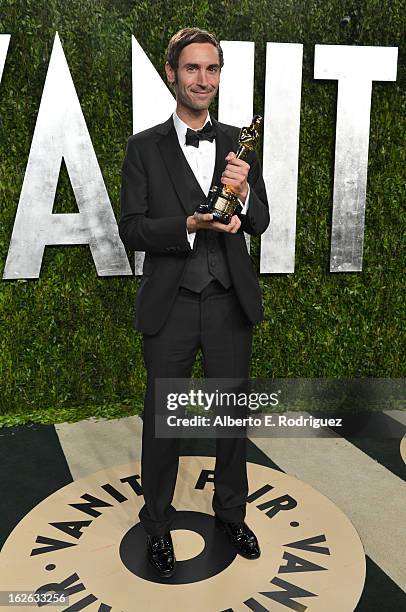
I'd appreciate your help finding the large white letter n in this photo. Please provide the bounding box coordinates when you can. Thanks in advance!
[3,32,132,279]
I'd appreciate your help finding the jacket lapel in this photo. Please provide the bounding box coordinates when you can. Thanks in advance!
[157,119,205,215]
[211,117,236,188]
[156,116,237,216]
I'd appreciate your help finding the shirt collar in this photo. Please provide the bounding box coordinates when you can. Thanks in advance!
[173,111,211,147]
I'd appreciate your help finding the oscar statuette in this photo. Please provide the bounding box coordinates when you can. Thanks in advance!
[196,115,263,224]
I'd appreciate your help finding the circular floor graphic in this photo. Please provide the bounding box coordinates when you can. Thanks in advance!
[0,457,366,611]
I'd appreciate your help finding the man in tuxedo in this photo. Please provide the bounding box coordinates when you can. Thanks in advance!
[119,27,269,578]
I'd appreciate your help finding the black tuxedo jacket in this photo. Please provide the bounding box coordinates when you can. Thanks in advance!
[119,116,270,335]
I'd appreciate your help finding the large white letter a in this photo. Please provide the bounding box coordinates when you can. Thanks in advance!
[3,32,132,279]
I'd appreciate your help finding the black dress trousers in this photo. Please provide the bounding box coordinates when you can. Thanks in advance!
[139,283,253,536]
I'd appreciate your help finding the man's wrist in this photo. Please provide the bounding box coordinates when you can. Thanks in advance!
[238,184,250,215]
[237,185,249,203]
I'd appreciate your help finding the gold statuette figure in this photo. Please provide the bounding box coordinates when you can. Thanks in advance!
[196,115,263,224]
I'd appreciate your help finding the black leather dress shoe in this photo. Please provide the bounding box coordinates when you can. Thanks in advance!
[146,532,176,577]
[215,517,261,559]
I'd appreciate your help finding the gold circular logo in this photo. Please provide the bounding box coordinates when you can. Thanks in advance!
[0,457,365,610]
[400,435,406,466]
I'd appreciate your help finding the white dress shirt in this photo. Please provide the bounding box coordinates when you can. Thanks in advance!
[172,111,250,248]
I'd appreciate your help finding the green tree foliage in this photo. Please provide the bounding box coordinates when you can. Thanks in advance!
[0,1,404,424]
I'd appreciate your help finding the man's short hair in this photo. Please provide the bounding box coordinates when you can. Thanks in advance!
[166,27,224,71]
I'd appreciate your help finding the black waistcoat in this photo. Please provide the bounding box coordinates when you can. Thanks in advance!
[177,136,232,292]
[181,229,231,292]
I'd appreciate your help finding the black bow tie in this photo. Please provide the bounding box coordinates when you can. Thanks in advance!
[185,122,215,147]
